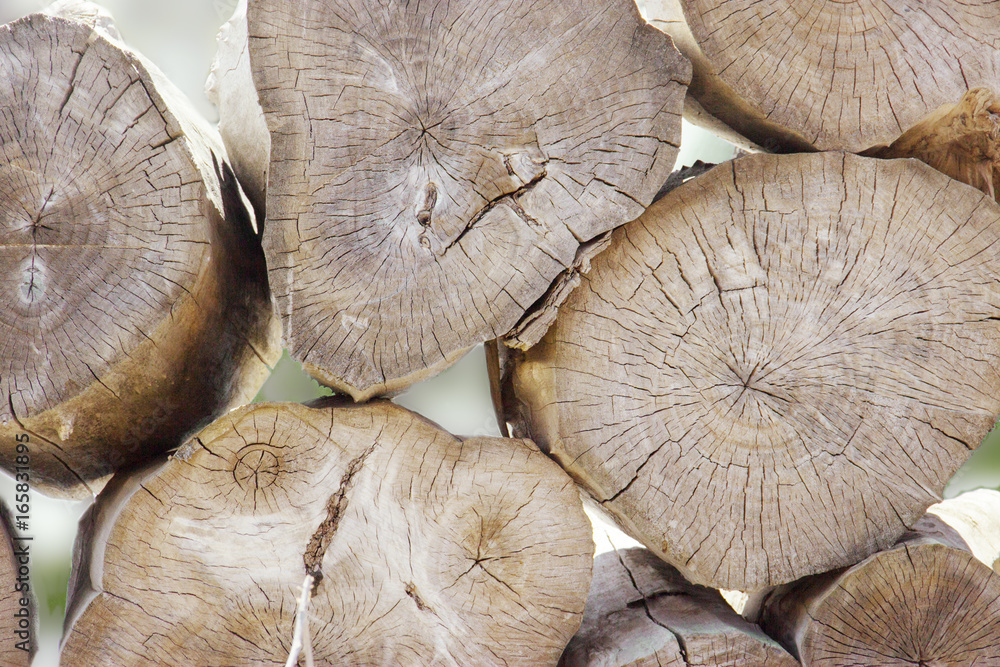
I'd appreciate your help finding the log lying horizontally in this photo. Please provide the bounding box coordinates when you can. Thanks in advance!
[0,4,280,497]
[212,0,690,400]
[500,151,1000,591]
[560,547,796,666]
[746,493,1000,666]
[645,0,1000,152]
[61,400,594,665]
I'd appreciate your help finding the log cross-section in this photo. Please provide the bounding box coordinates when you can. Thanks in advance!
[645,0,1000,152]
[0,5,280,498]
[222,0,690,400]
[747,500,1000,666]
[502,151,1000,591]
[61,400,594,665]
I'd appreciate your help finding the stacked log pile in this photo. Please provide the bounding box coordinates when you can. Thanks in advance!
[0,0,997,664]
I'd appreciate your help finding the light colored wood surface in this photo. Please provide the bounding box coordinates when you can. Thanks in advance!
[561,547,796,666]
[61,400,594,665]
[749,508,1000,666]
[505,151,1000,590]
[646,0,1000,152]
[230,0,689,400]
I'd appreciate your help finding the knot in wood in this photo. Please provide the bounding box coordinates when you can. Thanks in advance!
[232,444,280,490]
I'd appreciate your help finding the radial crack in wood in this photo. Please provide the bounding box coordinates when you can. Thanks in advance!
[746,501,1000,666]
[501,151,1000,590]
[60,400,594,665]
[644,0,1000,153]
[560,547,796,666]
[0,5,281,498]
[215,0,690,400]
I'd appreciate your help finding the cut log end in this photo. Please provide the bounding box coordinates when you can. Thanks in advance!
[646,0,1000,152]
[503,151,1000,590]
[231,0,690,397]
[751,496,1000,666]
[61,400,594,665]
[0,9,280,496]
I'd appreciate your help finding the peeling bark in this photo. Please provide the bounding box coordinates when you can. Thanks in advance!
[645,0,1000,152]
[560,548,796,666]
[213,0,690,400]
[500,151,1000,590]
[61,400,594,665]
[0,3,281,498]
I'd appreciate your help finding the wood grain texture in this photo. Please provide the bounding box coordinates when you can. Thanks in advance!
[239,0,690,400]
[504,151,1000,590]
[862,87,1000,204]
[61,400,594,665]
[749,511,1000,666]
[646,0,1000,152]
[560,548,795,666]
[0,6,280,497]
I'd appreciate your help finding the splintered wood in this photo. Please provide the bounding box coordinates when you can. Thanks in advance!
[503,151,1000,591]
[862,87,1000,204]
[60,400,594,665]
[221,0,690,400]
[645,0,1000,153]
[0,7,280,497]
[560,548,796,666]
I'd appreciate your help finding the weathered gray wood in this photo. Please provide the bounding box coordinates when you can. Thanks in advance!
[746,502,1000,666]
[560,547,796,666]
[0,4,281,498]
[500,151,1000,590]
[645,0,1000,153]
[216,0,690,400]
[862,87,1000,204]
[61,400,594,665]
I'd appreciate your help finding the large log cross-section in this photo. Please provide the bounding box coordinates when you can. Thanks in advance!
[502,151,1000,591]
[213,0,691,400]
[61,400,594,665]
[0,5,280,498]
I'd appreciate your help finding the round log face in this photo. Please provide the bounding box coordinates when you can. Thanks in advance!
[802,543,1000,666]
[0,14,207,420]
[511,152,1000,590]
[62,401,594,665]
[248,0,689,398]
[679,0,1000,151]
